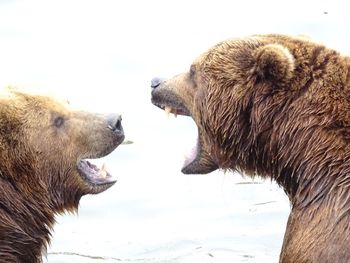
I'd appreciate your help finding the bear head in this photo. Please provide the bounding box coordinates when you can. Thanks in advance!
[0,89,125,212]
[151,34,349,198]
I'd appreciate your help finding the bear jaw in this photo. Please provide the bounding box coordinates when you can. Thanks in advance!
[151,83,218,174]
[77,159,117,194]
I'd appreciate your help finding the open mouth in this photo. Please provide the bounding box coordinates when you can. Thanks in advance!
[77,159,117,194]
[160,104,199,169]
[152,93,206,173]
[152,86,218,174]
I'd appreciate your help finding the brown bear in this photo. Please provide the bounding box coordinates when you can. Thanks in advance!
[151,34,350,262]
[0,88,124,262]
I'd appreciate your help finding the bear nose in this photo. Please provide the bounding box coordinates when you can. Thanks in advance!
[107,114,123,132]
[151,77,164,89]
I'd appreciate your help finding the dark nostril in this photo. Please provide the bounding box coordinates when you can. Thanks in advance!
[151,77,163,89]
[107,114,123,132]
[115,118,122,131]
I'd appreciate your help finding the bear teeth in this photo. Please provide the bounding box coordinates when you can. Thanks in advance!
[99,163,107,178]
[164,106,178,118]
[165,106,172,118]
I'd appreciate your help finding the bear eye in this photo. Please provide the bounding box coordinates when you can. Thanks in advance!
[54,116,65,128]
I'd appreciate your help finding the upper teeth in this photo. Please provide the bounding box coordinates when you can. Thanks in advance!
[165,106,171,118]
[99,163,107,178]
[164,106,177,118]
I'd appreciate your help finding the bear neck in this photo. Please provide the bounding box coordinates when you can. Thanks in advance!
[240,113,350,209]
[276,140,350,262]
[237,94,350,211]
[0,170,55,262]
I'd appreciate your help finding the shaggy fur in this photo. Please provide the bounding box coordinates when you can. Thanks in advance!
[0,89,124,262]
[151,34,350,262]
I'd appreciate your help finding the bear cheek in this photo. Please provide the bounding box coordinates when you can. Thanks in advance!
[192,95,213,147]
[170,74,195,103]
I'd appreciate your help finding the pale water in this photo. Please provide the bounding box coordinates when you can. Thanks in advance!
[43,123,290,263]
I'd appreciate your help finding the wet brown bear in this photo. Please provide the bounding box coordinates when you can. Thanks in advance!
[151,34,350,262]
[0,89,124,262]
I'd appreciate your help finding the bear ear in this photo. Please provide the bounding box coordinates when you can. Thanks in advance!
[252,44,295,82]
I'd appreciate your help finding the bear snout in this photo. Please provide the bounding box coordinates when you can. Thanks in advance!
[107,114,123,133]
[151,77,164,89]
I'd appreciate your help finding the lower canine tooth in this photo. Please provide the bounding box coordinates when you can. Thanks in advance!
[99,163,107,178]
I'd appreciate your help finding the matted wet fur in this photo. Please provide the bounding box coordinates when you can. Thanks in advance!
[0,89,124,262]
[151,34,350,262]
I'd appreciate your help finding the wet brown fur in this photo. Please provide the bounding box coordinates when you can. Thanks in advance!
[157,35,350,262]
[0,89,120,262]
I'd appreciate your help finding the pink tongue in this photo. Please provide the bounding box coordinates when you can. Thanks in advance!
[183,139,198,167]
